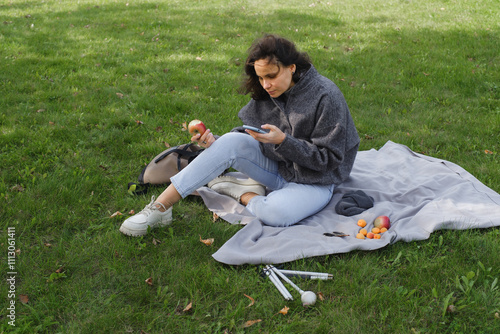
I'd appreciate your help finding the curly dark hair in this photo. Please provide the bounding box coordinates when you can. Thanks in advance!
[241,34,311,100]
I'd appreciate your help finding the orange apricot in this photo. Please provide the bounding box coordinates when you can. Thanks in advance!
[380,227,388,233]
[356,233,365,239]
[357,219,367,227]
[359,228,368,236]
[374,234,382,239]
[366,232,375,239]
[372,227,381,234]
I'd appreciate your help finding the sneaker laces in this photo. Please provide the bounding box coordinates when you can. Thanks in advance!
[137,196,167,216]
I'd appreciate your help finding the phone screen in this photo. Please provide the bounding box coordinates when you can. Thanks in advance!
[243,125,269,134]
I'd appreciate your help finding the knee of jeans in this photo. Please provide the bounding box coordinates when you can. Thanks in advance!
[215,132,254,149]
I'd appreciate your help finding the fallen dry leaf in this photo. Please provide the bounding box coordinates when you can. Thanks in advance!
[116,93,124,98]
[182,121,188,131]
[44,243,52,247]
[199,235,214,246]
[110,211,123,218]
[11,185,24,192]
[244,294,255,307]
[145,277,153,286]
[55,266,65,273]
[152,238,161,246]
[164,142,171,148]
[212,212,220,222]
[183,302,193,312]
[19,294,29,304]
[242,319,262,328]
[135,120,144,125]
[317,292,325,301]
[36,109,45,113]
[128,209,135,215]
[278,306,290,315]
[484,150,493,154]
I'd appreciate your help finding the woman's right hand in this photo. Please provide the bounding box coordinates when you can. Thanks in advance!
[191,129,215,148]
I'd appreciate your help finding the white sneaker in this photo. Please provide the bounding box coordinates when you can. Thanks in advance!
[207,175,265,202]
[119,196,172,237]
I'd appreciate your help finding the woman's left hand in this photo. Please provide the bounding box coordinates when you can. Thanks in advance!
[245,124,286,145]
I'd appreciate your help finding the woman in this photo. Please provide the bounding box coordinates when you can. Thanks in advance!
[120,34,360,237]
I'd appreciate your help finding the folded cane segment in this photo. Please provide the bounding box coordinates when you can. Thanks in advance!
[263,265,293,300]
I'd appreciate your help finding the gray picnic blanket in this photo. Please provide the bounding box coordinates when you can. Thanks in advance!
[197,141,500,265]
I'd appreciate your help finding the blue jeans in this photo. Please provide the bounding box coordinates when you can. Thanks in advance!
[170,132,335,227]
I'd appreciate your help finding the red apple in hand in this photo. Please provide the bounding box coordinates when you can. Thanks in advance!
[188,119,206,136]
[373,215,391,229]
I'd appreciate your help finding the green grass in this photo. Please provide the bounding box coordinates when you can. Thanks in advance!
[1,0,499,333]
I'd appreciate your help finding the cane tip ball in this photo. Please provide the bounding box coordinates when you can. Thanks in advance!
[301,291,317,306]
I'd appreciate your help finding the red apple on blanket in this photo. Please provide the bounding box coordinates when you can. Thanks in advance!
[188,119,206,136]
[373,215,391,229]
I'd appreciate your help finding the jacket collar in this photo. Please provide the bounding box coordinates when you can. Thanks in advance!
[276,64,317,100]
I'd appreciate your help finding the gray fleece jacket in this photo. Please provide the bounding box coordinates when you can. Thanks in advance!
[235,64,360,185]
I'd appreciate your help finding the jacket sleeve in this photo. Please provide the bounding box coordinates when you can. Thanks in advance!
[268,94,351,173]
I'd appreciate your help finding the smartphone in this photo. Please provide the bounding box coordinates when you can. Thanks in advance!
[243,125,269,134]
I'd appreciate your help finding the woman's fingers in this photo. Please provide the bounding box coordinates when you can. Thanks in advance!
[192,129,215,148]
[251,124,286,145]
